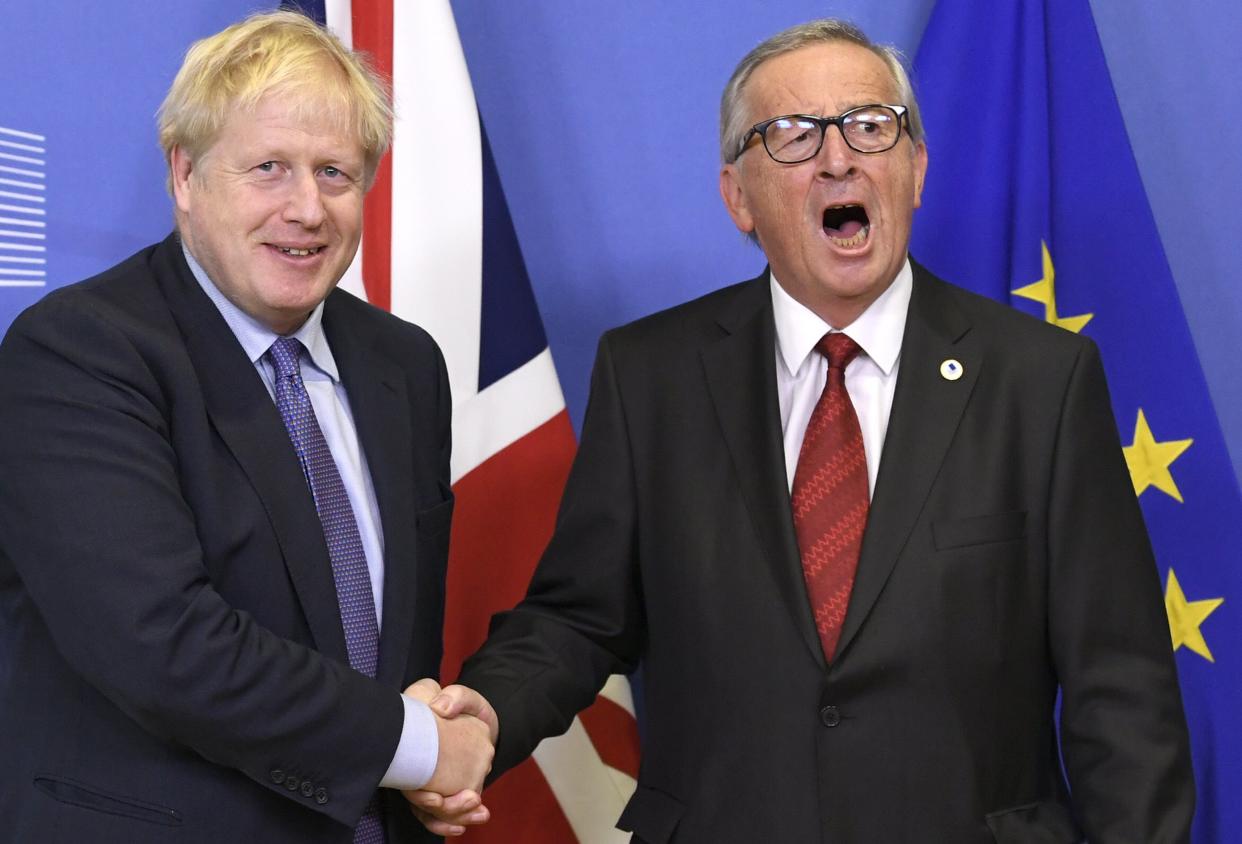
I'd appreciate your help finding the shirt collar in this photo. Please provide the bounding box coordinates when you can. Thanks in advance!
[182,242,340,382]
[770,258,912,378]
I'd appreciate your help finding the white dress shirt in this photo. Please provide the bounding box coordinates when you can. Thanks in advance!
[184,245,436,789]
[772,260,913,496]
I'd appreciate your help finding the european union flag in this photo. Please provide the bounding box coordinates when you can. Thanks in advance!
[911,1,1241,840]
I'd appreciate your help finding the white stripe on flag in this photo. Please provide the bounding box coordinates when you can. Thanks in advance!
[322,0,353,46]
[389,0,483,408]
[322,0,368,303]
[451,347,565,483]
[598,673,637,716]
[532,716,638,844]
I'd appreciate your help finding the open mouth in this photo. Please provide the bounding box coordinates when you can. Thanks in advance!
[823,204,870,249]
[272,245,325,257]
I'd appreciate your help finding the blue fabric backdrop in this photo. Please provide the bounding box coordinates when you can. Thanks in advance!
[2,2,1238,840]
[911,2,1240,839]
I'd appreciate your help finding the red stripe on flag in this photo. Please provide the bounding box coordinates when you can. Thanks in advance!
[441,409,577,679]
[350,2,393,311]
[578,695,642,780]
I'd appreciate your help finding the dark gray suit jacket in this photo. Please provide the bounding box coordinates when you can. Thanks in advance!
[0,235,453,843]
[459,262,1193,843]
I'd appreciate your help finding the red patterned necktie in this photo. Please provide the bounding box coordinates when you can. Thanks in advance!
[790,332,868,662]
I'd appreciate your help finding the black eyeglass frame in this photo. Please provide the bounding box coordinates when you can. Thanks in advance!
[737,104,911,163]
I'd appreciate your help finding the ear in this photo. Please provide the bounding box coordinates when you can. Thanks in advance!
[911,141,928,209]
[170,145,196,215]
[719,163,755,234]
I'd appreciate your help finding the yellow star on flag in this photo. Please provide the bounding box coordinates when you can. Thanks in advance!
[1123,409,1193,501]
[1165,568,1224,662]
[1012,241,1094,333]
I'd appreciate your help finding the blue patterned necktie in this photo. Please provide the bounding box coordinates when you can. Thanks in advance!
[267,337,385,844]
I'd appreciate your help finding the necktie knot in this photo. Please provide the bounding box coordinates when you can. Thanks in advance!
[817,332,862,371]
[267,337,303,380]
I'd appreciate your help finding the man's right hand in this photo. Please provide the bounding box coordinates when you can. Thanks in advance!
[402,679,495,797]
[402,679,498,835]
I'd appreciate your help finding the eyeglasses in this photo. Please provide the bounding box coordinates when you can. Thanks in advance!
[737,104,910,163]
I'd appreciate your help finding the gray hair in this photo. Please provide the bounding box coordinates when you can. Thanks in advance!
[719,19,924,164]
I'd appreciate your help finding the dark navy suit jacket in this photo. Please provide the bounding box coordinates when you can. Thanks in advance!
[0,235,453,843]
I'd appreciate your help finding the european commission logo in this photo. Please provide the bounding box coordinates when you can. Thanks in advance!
[0,124,46,288]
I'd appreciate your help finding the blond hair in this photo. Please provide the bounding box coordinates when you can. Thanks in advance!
[157,10,392,191]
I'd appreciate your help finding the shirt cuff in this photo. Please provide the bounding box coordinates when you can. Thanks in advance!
[378,694,439,790]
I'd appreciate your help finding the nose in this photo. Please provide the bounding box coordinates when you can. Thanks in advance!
[283,170,327,228]
[816,124,858,181]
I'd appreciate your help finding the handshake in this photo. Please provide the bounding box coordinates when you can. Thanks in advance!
[401,678,499,837]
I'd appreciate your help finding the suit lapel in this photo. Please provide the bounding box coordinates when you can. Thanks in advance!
[153,236,349,664]
[701,274,826,666]
[834,263,981,661]
[323,296,418,689]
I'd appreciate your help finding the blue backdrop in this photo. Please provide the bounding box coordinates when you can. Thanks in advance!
[3,1,1239,839]
[3,1,1239,476]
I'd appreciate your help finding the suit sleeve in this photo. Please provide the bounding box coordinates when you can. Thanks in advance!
[0,296,402,826]
[1047,340,1195,841]
[458,332,645,775]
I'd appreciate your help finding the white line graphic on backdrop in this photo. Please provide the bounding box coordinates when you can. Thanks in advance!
[0,127,44,141]
[0,165,43,179]
[0,140,43,153]
[0,125,47,287]
[0,178,42,191]
[0,153,45,168]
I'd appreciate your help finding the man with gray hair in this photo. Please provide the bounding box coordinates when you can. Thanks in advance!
[421,17,1195,843]
[0,11,493,843]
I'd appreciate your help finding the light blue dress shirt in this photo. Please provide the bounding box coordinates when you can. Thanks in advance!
[183,245,436,790]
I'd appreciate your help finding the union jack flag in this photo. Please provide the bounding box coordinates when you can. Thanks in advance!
[288,2,642,840]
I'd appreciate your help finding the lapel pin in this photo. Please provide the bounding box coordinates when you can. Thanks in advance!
[939,359,964,381]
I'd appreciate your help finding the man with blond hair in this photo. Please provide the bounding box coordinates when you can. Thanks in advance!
[0,11,491,842]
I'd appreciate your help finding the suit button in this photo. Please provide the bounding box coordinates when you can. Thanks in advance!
[284,775,301,791]
[300,780,315,798]
[270,769,286,785]
[820,705,841,727]
[315,787,330,805]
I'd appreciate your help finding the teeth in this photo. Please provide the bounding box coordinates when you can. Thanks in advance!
[279,247,317,256]
[828,225,869,248]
